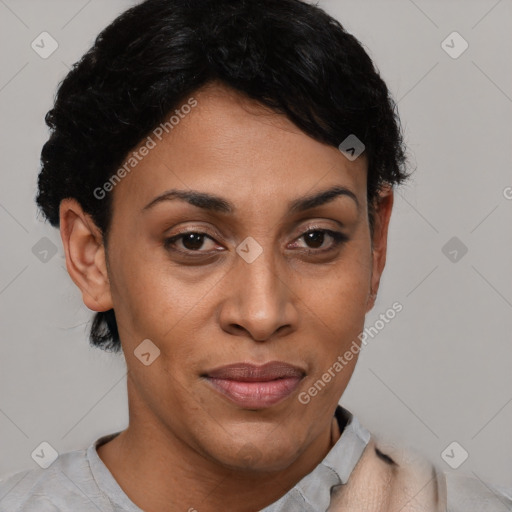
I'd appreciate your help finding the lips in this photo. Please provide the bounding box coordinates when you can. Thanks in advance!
[204,362,305,409]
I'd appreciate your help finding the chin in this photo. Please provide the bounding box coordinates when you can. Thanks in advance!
[210,437,299,473]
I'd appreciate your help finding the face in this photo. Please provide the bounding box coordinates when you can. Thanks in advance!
[62,83,392,473]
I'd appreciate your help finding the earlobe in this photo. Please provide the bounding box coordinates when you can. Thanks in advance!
[59,199,113,312]
[366,291,377,313]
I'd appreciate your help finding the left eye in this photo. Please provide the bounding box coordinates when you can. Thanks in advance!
[291,229,347,251]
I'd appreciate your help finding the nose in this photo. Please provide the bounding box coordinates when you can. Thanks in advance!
[217,246,299,342]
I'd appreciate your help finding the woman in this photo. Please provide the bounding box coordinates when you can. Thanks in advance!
[0,0,509,510]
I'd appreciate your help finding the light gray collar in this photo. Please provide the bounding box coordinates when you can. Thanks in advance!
[261,406,370,512]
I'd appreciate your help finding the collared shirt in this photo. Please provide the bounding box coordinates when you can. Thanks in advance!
[0,406,510,511]
[262,406,370,511]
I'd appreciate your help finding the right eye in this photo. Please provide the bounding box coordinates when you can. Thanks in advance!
[163,231,223,254]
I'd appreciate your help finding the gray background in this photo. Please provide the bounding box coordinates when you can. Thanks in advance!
[1,0,511,490]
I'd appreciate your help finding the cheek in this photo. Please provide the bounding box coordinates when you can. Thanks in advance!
[299,244,372,378]
[297,276,367,415]
[305,247,372,330]
[107,243,206,340]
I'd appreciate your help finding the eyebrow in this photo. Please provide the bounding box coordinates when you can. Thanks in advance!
[142,185,359,214]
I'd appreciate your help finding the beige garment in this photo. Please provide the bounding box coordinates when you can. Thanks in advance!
[328,438,447,512]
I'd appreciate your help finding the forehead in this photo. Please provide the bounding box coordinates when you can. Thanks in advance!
[111,83,367,216]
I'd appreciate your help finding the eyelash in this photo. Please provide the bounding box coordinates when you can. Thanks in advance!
[163,228,348,257]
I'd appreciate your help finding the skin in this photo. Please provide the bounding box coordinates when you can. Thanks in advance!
[59,82,393,512]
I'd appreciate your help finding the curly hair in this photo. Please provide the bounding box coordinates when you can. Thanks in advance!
[36,0,411,353]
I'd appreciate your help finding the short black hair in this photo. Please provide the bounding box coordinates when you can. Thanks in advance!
[36,0,411,353]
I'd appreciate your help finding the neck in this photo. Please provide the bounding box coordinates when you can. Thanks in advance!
[97,395,342,512]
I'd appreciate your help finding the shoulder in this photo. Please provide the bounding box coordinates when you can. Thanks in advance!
[329,436,445,511]
[0,447,113,512]
[330,434,512,512]
[0,466,55,512]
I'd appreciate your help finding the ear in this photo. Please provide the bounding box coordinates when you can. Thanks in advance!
[366,185,394,312]
[59,198,113,312]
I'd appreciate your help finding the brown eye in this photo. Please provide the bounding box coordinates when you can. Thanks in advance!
[304,231,326,249]
[292,229,347,252]
[181,233,207,251]
[164,231,219,253]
